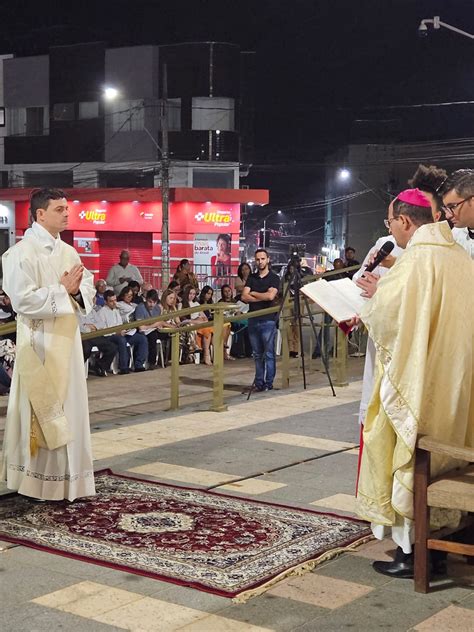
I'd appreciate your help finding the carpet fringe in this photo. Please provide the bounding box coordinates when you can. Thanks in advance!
[232,534,374,603]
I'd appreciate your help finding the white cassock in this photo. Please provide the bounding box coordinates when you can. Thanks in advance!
[452,227,474,259]
[1,222,96,500]
[353,236,404,426]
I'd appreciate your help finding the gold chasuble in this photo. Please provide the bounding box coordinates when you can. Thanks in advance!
[356,222,474,550]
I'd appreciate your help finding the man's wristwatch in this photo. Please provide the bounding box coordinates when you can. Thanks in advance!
[71,292,82,301]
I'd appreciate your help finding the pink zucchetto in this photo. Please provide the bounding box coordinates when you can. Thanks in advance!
[396,188,431,208]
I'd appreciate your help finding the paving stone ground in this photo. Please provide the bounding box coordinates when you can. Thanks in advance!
[1,357,473,631]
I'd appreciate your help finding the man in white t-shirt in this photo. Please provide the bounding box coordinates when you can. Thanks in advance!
[106,250,144,294]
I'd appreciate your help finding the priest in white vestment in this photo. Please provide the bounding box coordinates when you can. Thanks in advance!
[1,188,96,501]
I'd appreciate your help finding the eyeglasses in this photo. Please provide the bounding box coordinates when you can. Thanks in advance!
[442,195,474,216]
[383,217,400,229]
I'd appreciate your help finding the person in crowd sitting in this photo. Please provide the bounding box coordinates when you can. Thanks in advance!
[95,290,147,374]
[234,262,252,299]
[140,281,153,299]
[181,284,210,360]
[106,249,144,295]
[197,285,216,365]
[167,280,182,305]
[173,259,199,293]
[158,288,186,364]
[135,289,164,368]
[128,280,143,304]
[95,279,107,307]
[219,284,236,360]
[0,291,16,343]
[117,285,137,322]
[80,301,118,377]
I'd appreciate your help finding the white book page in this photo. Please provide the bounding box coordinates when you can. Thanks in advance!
[301,278,366,322]
[330,278,368,314]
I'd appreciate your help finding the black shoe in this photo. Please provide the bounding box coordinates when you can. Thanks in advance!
[134,366,146,373]
[372,547,414,578]
[95,367,107,377]
[289,351,298,358]
[254,385,265,392]
[312,352,321,359]
[264,385,274,391]
[147,364,157,371]
[119,369,130,375]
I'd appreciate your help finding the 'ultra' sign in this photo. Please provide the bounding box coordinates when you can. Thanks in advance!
[194,210,232,228]
[78,209,107,225]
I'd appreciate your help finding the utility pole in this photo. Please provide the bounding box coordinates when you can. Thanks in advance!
[160,63,170,287]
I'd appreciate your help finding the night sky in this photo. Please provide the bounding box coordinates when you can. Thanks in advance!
[1,0,473,243]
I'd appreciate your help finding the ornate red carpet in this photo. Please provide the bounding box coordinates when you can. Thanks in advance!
[0,470,371,598]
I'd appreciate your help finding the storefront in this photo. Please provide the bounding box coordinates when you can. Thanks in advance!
[1,187,269,287]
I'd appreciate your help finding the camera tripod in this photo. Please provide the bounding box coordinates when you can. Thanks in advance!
[247,256,336,399]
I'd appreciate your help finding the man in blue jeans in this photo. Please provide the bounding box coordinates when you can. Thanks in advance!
[242,249,280,391]
[95,290,148,374]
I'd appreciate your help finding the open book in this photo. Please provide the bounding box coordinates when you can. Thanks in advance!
[301,278,368,323]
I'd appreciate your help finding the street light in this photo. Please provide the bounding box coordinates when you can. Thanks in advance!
[338,168,351,181]
[103,86,119,100]
[418,16,474,40]
[259,210,283,248]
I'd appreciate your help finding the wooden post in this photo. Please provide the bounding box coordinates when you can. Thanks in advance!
[170,332,180,410]
[280,286,290,389]
[211,306,227,412]
[414,447,431,593]
[334,326,349,387]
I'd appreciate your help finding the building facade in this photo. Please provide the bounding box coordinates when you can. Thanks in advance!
[1,41,255,190]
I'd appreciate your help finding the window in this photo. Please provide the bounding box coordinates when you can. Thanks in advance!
[26,107,44,135]
[192,97,235,131]
[7,106,47,136]
[111,100,144,132]
[166,98,181,132]
[79,101,99,119]
[193,169,235,189]
[8,108,26,135]
[53,103,75,121]
[0,108,4,127]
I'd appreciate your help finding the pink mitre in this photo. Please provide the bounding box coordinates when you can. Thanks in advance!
[396,188,431,208]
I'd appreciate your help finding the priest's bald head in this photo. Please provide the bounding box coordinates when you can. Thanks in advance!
[30,188,69,238]
[439,169,474,230]
[386,188,433,249]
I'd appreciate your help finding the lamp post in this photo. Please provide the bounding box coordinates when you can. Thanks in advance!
[418,16,474,39]
[259,210,282,248]
[103,74,171,288]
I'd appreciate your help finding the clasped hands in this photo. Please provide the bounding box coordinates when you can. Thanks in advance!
[61,264,84,295]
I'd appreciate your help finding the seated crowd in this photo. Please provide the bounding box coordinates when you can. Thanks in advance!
[81,258,252,377]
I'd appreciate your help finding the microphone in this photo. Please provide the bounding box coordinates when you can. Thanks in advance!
[364,241,395,273]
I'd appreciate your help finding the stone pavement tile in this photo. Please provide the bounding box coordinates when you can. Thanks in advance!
[413,604,474,631]
[295,586,447,632]
[382,570,473,605]
[0,562,82,607]
[1,602,122,632]
[1,544,120,582]
[458,592,474,609]
[310,493,357,515]
[349,537,396,562]
[32,581,144,617]
[256,432,356,453]
[312,552,395,588]
[127,462,238,486]
[268,573,373,609]
[215,594,328,632]
[92,595,229,632]
[216,478,287,495]
[178,614,272,631]
[145,583,230,614]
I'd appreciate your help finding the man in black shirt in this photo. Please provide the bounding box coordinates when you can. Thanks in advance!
[242,249,280,391]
